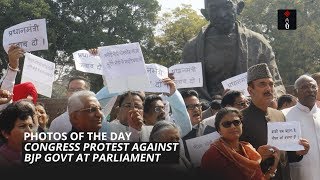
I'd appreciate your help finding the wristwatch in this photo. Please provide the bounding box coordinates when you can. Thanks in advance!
[269,173,276,178]
[269,169,277,178]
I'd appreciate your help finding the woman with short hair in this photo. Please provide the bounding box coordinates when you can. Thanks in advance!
[201,107,280,179]
[0,101,35,167]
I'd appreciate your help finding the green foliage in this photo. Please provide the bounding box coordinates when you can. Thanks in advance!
[47,0,159,54]
[239,0,320,86]
[148,4,207,67]
[0,0,160,94]
[0,0,51,66]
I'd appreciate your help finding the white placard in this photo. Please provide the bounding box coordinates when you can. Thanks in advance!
[21,53,55,97]
[3,19,48,53]
[145,64,170,93]
[98,42,150,93]
[267,121,304,151]
[72,50,102,75]
[169,62,203,89]
[185,132,220,167]
[221,72,249,96]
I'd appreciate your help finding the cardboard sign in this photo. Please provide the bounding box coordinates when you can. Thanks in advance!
[267,121,304,151]
[3,19,48,53]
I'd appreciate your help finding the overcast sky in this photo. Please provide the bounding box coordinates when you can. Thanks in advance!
[157,0,204,14]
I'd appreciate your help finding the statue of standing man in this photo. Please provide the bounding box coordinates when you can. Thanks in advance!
[181,0,285,101]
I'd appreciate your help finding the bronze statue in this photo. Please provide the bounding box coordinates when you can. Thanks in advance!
[181,0,285,101]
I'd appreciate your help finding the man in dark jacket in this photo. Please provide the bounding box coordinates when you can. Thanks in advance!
[240,63,309,180]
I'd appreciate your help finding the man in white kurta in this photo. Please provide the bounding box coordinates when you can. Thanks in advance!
[282,75,319,180]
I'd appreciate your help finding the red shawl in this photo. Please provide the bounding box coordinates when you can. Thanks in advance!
[213,138,264,179]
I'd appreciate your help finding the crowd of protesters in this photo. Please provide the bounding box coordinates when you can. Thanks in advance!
[0,45,318,180]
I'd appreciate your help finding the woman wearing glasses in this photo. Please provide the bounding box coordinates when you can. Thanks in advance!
[201,107,280,179]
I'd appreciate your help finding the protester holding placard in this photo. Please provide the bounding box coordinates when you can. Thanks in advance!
[181,90,216,139]
[3,19,48,53]
[180,90,216,162]
[282,75,316,180]
[0,45,24,110]
[143,77,191,137]
[143,77,177,125]
[240,63,308,180]
[103,86,192,142]
[201,107,280,179]
[144,95,166,125]
[98,42,151,93]
[21,53,55,97]
[101,91,152,141]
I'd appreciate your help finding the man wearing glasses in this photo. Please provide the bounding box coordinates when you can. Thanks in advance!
[49,76,90,134]
[143,77,191,137]
[101,91,149,141]
[202,90,249,127]
[223,90,250,110]
[102,77,192,141]
[143,95,166,125]
[179,89,216,163]
[181,89,216,139]
[67,90,103,134]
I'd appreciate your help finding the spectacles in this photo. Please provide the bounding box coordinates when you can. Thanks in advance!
[154,106,165,113]
[235,101,249,107]
[122,104,144,110]
[186,103,202,110]
[77,106,102,113]
[221,120,242,128]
